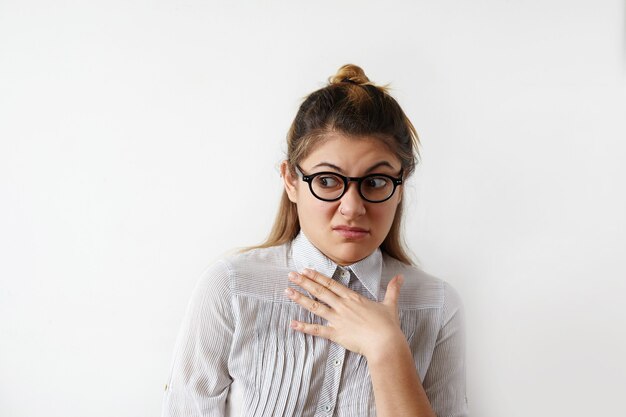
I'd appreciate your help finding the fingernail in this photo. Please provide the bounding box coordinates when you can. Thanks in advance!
[302,268,312,276]
[290,320,299,329]
[284,288,294,296]
[288,272,300,282]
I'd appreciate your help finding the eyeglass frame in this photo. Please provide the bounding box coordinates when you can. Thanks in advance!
[295,164,404,203]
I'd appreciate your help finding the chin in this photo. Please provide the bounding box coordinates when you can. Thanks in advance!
[331,247,371,266]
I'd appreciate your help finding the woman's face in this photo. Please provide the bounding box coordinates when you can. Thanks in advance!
[283,133,403,265]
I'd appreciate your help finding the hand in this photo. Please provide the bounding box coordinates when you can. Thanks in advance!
[284,268,406,359]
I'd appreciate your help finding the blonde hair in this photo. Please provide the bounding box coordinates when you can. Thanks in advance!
[253,64,419,264]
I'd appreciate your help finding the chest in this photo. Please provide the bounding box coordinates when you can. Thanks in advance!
[225,295,440,417]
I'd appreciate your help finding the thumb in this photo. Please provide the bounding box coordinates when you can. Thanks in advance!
[383,274,403,307]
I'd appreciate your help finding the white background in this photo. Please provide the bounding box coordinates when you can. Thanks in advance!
[1,1,625,416]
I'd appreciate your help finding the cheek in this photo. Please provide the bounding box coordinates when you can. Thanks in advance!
[313,201,338,220]
[370,204,398,226]
[297,192,336,220]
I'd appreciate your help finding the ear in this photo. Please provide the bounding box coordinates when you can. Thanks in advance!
[281,161,299,203]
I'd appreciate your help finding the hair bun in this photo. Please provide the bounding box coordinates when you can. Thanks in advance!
[328,64,371,86]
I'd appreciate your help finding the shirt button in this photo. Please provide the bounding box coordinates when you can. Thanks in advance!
[341,270,349,279]
[333,358,342,368]
[323,404,332,412]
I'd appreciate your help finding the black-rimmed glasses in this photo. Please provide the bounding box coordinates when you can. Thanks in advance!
[295,165,403,203]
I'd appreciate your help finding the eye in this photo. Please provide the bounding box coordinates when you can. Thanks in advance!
[363,176,390,189]
[314,175,342,189]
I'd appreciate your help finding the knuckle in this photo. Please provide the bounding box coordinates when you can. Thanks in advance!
[310,301,320,311]
[347,293,362,303]
[313,285,326,296]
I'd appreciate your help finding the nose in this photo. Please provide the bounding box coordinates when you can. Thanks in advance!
[338,182,366,218]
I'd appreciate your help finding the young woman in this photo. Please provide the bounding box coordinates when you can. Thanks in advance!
[162,65,468,417]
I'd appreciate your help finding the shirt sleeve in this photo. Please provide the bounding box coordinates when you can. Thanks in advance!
[162,260,235,417]
[422,281,469,417]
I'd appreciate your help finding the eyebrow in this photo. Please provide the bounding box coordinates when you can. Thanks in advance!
[310,161,397,174]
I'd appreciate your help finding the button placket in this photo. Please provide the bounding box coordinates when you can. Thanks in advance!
[313,267,350,416]
[338,267,351,286]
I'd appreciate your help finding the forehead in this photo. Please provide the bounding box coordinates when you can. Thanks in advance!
[302,133,401,170]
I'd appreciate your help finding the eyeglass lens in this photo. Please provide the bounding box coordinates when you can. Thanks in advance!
[310,173,395,202]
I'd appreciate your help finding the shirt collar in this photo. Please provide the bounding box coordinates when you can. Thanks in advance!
[291,231,384,301]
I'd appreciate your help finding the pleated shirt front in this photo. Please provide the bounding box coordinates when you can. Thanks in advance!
[162,232,468,417]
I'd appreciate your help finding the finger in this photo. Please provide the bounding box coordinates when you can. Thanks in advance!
[382,274,404,307]
[290,320,334,340]
[284,287,333,320]
[288,271,342,305]
[301,268,351,298]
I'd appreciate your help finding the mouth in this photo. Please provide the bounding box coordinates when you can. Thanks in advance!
[332,225,370,240]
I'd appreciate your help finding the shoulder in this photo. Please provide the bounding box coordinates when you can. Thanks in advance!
[225,243,291,270]
[201,243,293,301]
[382,254,463,312]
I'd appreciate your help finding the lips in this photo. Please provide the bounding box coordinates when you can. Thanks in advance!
[332,225,370,239]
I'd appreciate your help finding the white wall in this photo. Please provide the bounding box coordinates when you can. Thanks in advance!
[1,1,624,416]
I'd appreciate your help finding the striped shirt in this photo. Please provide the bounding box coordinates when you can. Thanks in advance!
[162,232,468,417]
